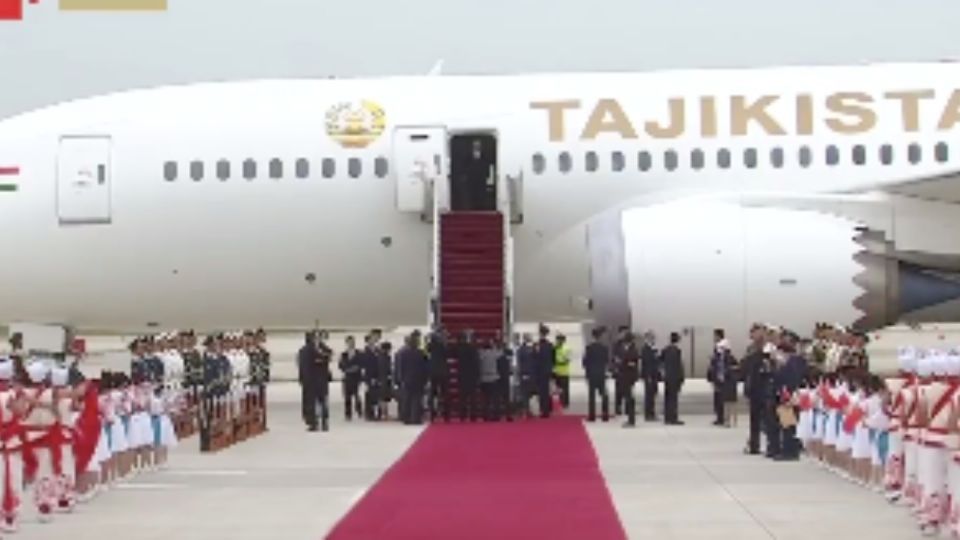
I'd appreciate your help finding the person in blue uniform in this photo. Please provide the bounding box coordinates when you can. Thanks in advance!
[582,327,610,422]
[534,324,555,418]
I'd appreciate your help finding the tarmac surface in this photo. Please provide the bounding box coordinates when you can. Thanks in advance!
[13,381,927,540]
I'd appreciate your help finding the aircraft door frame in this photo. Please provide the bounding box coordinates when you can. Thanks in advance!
[392,126,448,213]
[56,135,113,225]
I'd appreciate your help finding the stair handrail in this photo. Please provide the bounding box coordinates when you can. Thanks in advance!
[496,169,514,339]
[429,161,449,329]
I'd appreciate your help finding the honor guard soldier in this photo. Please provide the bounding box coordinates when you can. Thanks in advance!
[582,327,610,422]
[182,331,204,389]
[249,329,271,386]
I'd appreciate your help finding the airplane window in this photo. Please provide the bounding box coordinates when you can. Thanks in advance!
[190,161,204,182]
[243,159,257,180]
[852,145,866,166]
[935,142,949,163]
[663,150,678,171]
[611,151,625,172]
[717,148,731,169]
[348,157,362,178]
[770,147,784,168]
[532,153,546,174]
[269,159,283,179]
[638,151,652,172]
[163,161,177,182]
[558,151,572,174]
[322,158,336,178]
[295,158,310,179]
[879,144,894,165]
[908,143,922,165]
[743,148,758,169]
[374,157,389,178]
[798,146,813,167]
[825,145,840,166]
[216,160,230,181]
[690,149,705,170]
[585,151,599,172]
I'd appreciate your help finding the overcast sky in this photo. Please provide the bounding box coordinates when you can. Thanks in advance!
[0,0,958,118]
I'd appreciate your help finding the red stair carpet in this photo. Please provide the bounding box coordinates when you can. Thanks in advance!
[438,211,505,341]
[324,417,627,540]
[437,210,505,410]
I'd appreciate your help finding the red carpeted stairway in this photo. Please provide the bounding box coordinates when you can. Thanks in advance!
[438,211,505,340]
[437,211,505,409]
[324,417,628,540]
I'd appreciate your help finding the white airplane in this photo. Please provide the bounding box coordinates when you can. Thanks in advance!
[1,61,960,336]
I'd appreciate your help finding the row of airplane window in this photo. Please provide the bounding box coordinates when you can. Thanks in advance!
[162,157,391,182]
[531,142,952,174]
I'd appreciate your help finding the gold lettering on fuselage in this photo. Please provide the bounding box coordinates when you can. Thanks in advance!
[645,98,685,139]
[795,94,814,135]
[580,99,638,139]
[883,90,934,132]
[731,95,786,136]
[825,92,876,134]
[530,89,960,141]
[530,100,581,141]
[938,89,960,130]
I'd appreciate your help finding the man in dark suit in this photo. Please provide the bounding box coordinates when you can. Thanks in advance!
[297,332,323,431]
[773,333,807,460]
[660,332,685,425]
[534,324,555,418]
[398,332,428,425]
[640,332,660,421]
[582,327,610,422]
[619,333,641,427]
[458,330,481,421]
[426,329,450,422]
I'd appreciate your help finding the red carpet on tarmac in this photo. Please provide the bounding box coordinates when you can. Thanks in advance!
[325,416,627,540]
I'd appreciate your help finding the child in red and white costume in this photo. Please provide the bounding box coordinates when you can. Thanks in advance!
[916,353,958,535]
[884,349,912,502]
[0,358,23,533]
[902,354,924,509]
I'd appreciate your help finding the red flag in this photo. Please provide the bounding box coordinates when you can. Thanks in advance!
[843,406,865,434]
[0,0,22,20]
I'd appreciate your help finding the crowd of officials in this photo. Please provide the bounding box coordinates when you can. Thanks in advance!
[296,324,691,431]
[707,323,871,461]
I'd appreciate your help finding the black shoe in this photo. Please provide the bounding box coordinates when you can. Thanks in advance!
[307,425,318,432]
[773,454,799,462]
[665,420,684,426]
[645,416,658,422]
[622,422,635,428]
[587,417,597,422]
[601,416,610,422]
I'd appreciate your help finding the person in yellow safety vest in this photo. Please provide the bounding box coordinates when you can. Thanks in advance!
[554,334,572,409]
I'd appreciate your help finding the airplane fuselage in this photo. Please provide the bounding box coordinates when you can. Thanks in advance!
[1,62,959,332]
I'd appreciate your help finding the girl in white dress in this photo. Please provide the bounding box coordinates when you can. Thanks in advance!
[851,382,873,486]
